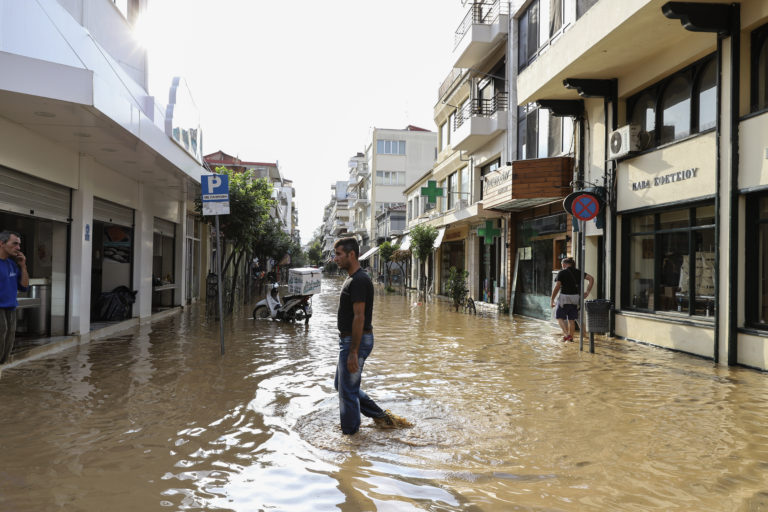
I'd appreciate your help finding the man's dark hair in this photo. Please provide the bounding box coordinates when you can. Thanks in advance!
[334,237,359,258]
[562,257,575,266]
[0,231,20,244]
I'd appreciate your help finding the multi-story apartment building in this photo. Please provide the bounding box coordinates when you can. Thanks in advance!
[0,0,208,350]
[514,0,768,369]
[321,181,350,262]
[405,0,510,302]
[349,127,437,266]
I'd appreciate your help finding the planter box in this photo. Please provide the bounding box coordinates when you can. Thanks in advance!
[287,268,322,296]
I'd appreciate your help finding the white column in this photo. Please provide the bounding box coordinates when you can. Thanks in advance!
[175,200,187,306]
[68,156,94,335]
[133,183,153,319]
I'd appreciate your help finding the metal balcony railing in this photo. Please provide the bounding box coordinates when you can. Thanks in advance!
[454,0,509,49]
[453,92,509,130]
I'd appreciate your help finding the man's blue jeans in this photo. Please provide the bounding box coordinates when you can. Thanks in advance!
[335,333,385,435]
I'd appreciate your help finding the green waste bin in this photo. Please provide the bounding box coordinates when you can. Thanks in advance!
[585,299,612,334]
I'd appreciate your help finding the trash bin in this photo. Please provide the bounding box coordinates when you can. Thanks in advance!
[28,280,51,335]
[585,299,612,333]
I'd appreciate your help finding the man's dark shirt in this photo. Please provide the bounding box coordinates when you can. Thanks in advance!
[557,267,581,295]
[338,268,374,333]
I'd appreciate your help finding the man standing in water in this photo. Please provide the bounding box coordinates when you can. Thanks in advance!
[0,231,29,364]
[550,256,593,342]
[333,237,410,435]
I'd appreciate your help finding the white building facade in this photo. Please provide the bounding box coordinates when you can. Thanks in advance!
[0,0,206,346]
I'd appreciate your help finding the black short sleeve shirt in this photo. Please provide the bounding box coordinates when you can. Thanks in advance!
[557,267,581,295]
[337,268,374,333]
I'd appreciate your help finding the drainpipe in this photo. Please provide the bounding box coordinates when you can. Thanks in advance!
[577,115,585,268]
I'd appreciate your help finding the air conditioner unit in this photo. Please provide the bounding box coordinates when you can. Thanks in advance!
[608,124,641,159]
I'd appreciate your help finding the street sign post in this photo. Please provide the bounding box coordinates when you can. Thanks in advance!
[202,174,229,355]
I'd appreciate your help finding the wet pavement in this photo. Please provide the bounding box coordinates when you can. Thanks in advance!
[2,276,768,511]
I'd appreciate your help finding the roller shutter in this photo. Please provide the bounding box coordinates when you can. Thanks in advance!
[153,217,176,236]
[0,165,70,222]
[93,198,134,227]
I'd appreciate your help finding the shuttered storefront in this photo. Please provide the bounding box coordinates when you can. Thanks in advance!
[0,165,70,222]
[93,198,134,227]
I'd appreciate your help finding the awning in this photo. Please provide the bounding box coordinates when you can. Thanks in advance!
[433,227,446,248]
[359,246,380,261]
[399,234,411,251]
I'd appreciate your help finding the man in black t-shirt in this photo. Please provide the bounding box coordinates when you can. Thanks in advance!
[333,237,410,434]
[550,257,594,341]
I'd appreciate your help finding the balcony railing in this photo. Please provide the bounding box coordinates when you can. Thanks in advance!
[454,0,509,49]
[454,92,509,130]
[438,68,464,102]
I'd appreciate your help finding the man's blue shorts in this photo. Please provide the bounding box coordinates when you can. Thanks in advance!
[556,304,578,320]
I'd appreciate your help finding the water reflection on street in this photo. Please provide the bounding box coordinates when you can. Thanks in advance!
[2,276,768,510]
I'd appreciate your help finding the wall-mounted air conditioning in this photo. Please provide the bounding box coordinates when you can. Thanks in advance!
[608,124,641,159]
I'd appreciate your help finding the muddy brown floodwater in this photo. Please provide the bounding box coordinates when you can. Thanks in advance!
[2,276,768,511]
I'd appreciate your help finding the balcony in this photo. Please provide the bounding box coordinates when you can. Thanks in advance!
[452,93,508,153]
[453,0,509,69]
[481,157,574,211]
[350,194,370,209]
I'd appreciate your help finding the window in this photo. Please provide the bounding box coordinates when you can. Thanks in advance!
[376,140,406,155]
[439,122,447,152]
[438,179,446,212]
[517,104,573,160]
[751,23,768,112]
[628,54,715,151]
[447,172,458,210]
[518,0,576,70]
[479,159,500,200]
[623,203,715,317]
[376,171,405,185]
[696,58,717,131]
[660,75,692,144]
[460,167,469,206]
[576,0,600,19]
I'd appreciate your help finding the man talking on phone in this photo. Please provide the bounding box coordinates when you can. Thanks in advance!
[0,231,29,364]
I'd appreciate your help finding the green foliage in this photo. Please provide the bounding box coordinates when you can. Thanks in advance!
[446,266,469,310]
[195,167,275,253]
[307,240,323,266]
[410,224,438,262]
[377,241,399,288]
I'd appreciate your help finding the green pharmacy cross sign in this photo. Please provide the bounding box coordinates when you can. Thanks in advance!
[421,180,443,204]
[478,220,500,245]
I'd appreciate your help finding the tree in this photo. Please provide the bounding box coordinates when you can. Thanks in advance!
[307,240,323,267]
[446,266,469,311]
[391,249,410,291]
[196,167,275,314]
[377,241,399,289]
[409,224,439,296]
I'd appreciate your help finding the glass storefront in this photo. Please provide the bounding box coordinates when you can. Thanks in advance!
[622,202,715,317]
[515,212,568,319]
[440,241,465,295]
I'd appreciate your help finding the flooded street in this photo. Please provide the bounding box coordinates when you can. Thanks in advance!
[3,277,768,511]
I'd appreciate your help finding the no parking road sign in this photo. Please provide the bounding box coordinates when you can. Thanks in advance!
[571,193,600,221]
[202,174,230,216]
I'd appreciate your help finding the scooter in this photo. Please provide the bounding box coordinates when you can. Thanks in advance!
[253,283,313,324]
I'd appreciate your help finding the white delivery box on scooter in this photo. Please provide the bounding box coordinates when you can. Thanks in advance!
[287,268,322,295]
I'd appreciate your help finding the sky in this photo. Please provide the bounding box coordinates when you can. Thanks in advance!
[137,0,469,246]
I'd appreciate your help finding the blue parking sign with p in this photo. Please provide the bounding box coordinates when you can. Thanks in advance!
[202,174,230,215]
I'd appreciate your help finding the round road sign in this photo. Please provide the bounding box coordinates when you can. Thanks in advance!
[571,194,600,221]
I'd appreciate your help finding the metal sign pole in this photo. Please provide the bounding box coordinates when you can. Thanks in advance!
[215,214,225,355]
[579,220,586,352]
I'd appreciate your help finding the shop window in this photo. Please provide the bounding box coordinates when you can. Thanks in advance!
[745,194,768,327]
[623,203,715,317]
[751,23,768,112]
[628,54,715,151]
